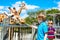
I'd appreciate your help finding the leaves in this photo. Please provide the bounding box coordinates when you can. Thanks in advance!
[25,9,60,24]
[46,9,60,14]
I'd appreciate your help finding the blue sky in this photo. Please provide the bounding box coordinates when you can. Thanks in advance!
[0,0,60,9]
[0,0,60,18]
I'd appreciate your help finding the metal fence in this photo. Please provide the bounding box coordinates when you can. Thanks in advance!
[1,16,60,40]
[0,23,36,40]
[0,15,36,40]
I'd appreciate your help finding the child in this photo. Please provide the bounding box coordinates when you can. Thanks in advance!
[48,21,55,40]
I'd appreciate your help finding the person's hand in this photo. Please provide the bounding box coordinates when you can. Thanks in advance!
[44,34,47,40]
[30,25,33,28]
[30,25,37,29]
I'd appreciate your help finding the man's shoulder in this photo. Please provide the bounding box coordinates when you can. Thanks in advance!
[38,22,47,27]
[41,22,46,25]
[41,22,48,27]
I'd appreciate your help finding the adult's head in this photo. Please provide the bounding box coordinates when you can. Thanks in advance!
[37,13,46,23]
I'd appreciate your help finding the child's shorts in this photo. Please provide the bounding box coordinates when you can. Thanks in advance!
[47,35,55,39]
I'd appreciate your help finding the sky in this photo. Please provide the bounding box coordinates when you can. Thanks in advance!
[0,0,60,18]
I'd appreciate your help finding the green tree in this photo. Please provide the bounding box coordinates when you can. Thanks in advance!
[46,9,60,20]
[25,11,38,24]
[46,9,60,14]
[36,10,45,15]
[25,9,60,24]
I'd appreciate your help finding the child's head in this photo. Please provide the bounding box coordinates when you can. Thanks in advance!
[48,20,53,27]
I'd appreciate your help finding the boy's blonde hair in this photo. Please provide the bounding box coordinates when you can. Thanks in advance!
[37,13,46,21]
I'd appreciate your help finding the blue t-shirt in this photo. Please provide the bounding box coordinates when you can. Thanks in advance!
[37,22,48,40]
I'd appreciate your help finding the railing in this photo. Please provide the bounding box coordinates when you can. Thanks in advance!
[0,22,3,40]
[0,23,36,40]
[1,16,60,40]
[0,23,60,40]
[0,14,36,40]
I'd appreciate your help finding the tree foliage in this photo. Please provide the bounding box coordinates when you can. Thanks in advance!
[25,9,60,24]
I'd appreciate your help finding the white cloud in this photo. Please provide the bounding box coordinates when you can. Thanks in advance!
[45,7,58,11]
[12,1,21,8]
[0,6,4,10]
[52,7,57,9]
[45,1,60,11]
[0,6,9,13]
[12,1,40,10]
[46,1,60,10]
[0,6,5,13]
[0,11,4,13]
[26,5,39,10]
[57,2,60,10]
[20,10,28,18]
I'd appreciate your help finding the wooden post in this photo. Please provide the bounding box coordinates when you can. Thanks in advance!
[9,28,11,40]
[11,27,14,40]
[18,27,20,40]
[8,27,14,40]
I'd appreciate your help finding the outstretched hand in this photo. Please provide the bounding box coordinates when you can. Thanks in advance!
[30,25,37,29]
[30,25,34,27]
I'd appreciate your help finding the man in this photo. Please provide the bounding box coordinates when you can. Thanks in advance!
[31,13,48,40]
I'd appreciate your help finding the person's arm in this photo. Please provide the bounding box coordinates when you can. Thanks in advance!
[30,25,37,29]
[44,33,48,40]
[54,31,56,34]
[43,23,48,40]
[54,28,56,35]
